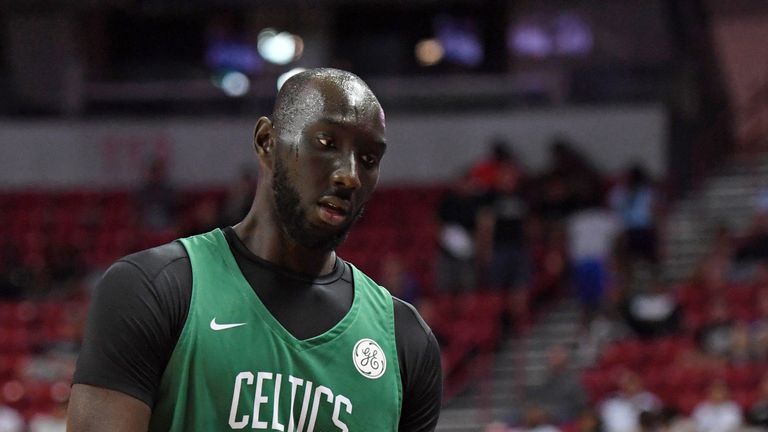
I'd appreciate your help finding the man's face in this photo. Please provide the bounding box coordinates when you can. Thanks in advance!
[270,82,386,252]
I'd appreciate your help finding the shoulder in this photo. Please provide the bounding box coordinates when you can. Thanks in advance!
[115,240,189,281]
[392,296,432,342]
[95,241,192,321]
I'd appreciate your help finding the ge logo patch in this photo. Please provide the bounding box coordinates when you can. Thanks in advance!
[353,338,386,379]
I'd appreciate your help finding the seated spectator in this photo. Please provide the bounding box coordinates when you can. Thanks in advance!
[599,370,661,432]
[747,372,768,428]
[528,345,587,423]
[623,283,681,339]
[696,301,735,359]
[691,380,742,432]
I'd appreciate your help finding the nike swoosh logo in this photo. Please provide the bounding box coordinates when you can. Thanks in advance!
[210,318,247,331]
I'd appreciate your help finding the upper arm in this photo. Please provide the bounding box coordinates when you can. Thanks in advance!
[72,243,191,413]
[67,384,151,432]
[393,298,443,432]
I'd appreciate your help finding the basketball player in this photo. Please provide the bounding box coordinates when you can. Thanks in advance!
[67,69,442,431]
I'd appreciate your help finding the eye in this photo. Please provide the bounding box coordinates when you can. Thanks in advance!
[360,154,379,168]
[317,135,335,148]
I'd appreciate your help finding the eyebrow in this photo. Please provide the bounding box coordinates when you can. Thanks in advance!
[318,117,387,149]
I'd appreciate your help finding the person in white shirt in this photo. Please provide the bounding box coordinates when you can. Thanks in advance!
[567,202,620,322]
[599,369,661,432]
[692,380,742,432]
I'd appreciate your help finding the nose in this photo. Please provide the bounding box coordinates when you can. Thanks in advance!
[332,151,362,190]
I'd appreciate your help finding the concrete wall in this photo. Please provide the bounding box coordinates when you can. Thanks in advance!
[0,104,666,189]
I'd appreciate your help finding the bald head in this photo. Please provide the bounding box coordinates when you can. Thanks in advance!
[272,68,384,138]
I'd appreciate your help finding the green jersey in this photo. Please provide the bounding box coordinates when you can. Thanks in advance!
[149,229,402,431]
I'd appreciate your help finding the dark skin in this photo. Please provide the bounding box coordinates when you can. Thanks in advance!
[68,70,387,431]
[235,77,386,276]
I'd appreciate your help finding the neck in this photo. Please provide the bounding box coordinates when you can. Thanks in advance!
[232,192,337,276]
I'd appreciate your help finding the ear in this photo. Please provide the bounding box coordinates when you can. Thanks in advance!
[253,116,274,168]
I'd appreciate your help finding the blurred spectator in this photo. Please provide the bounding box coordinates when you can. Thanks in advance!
[696,301,736,359]
[599,370,662,432]
[469,137,522,193]
[477,163,531,330]
[566,199,620,322]
[610,164,660,269]
[137,157,177,231]
[0,404,23,432]
[380,253,420,305]
[622,283,681,338]
[747,372,768,428]
[527,345,587,423]
[534,138,604,223]
[691,380,742,432]
[435,172,483,294]
[220,166,257,227]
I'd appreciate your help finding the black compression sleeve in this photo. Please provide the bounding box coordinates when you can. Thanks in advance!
[393,298,443,432]
[72,242,191,407]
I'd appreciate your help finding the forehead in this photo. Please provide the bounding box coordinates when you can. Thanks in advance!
[297,79,385,134]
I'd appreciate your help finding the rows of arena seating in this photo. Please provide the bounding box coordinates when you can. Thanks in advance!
[0,186,516,420]
[582,277,768,416]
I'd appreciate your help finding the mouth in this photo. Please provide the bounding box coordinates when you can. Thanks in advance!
[317,196,351,226]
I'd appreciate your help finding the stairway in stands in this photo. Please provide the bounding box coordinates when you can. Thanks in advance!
[436,298,582,432]
[663,157,768,281]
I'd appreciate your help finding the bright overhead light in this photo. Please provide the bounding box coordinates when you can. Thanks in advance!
[221,71,250,97]
[277,68,307,91]
[258,28,302,65]
[415,38,444,66]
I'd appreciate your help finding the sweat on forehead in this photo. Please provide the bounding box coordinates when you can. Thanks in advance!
[272,68,382,131]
